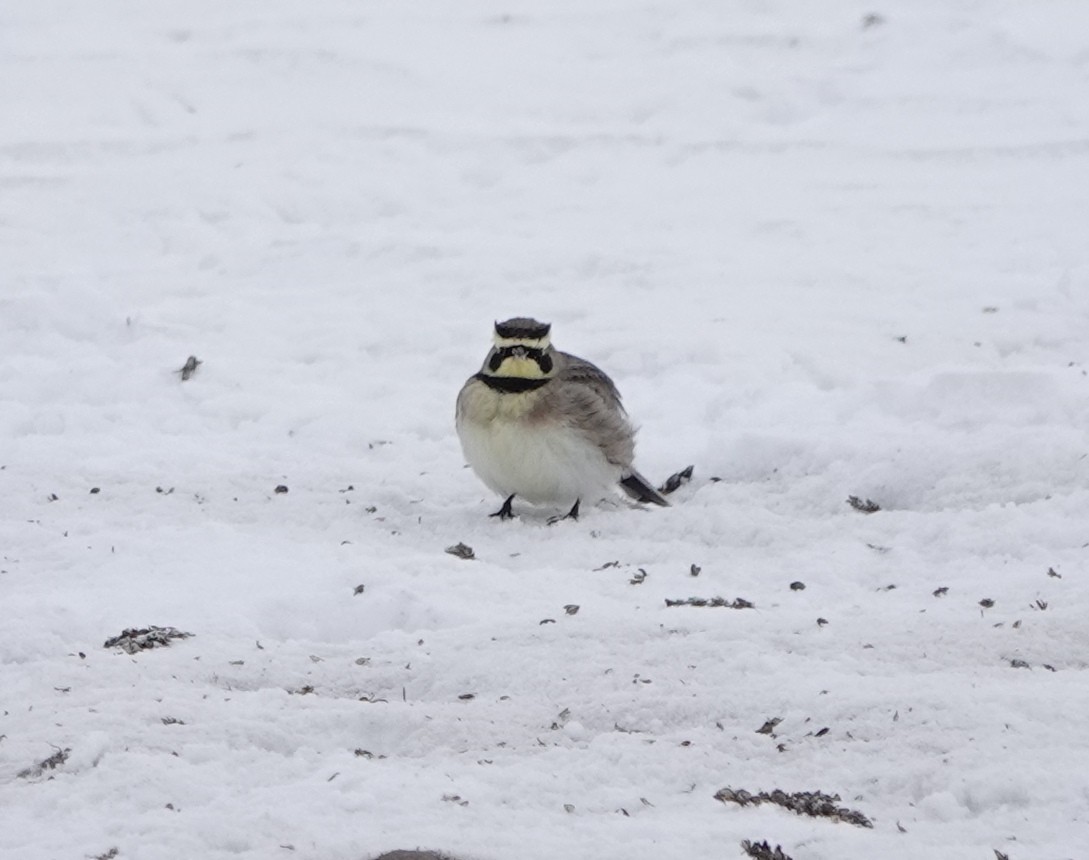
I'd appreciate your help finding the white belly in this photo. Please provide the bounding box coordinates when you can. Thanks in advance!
[458,413,620,506]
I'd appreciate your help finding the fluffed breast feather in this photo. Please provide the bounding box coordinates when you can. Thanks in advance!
[457,376,542,423]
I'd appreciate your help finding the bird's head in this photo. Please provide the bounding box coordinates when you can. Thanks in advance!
[481,317,556,381]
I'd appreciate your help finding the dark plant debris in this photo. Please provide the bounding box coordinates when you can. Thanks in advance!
[563,604,580,616]
[756,717,782,735]
[659,465,694,495]
[714,787,873,828]
[444,542,475,560]
[741,840,795,860]
[664,596,754,609]
[629,568,648,585]
[690,564,701,577]
[933,587,949,597]
[846,495,881,514]
[177,355,202,381]
[274,484,289,494]
[373,852,457,860]
[789,581,806,591]
[18,747,71,779]
[1047,567,1061,578]
[104,626,193,654]
[979,598,995,609]
[994,852,1010,860]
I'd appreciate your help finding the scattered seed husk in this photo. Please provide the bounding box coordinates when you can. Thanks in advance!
[659,465,694,495]
[444,542,475,560]
[664,596,754,609]
[846,495,881,514]
[18,747,71,779]
[104,626,193,654]
[741,840,795,860]
[715,787,873,828]
[177,355,202,380]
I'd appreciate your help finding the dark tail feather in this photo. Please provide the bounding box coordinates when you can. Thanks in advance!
[620,471,670,506]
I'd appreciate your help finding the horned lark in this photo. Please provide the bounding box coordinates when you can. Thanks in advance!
[456,317,669,520]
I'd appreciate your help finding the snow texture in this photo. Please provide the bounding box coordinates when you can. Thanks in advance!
[2,2,1088,859]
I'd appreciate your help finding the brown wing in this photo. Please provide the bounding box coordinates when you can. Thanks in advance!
[540,351,635,468]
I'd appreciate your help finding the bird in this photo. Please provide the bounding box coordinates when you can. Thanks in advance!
[455,317,669,521]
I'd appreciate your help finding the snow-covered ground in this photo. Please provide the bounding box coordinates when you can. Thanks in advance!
[2,2,1088,858]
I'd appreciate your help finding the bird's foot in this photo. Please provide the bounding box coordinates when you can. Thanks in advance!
[490,495,517,521]
[547,499,580,525]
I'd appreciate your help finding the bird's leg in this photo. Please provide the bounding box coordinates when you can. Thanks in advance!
[548,499,580,525]
[490,494,517,520]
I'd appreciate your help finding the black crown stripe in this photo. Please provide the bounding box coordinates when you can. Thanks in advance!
[494,318,551,340]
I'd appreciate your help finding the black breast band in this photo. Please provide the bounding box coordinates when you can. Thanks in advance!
[475,373,550,393]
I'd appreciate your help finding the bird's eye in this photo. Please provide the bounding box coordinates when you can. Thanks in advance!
[488,352,503,372]
[537,355,553,374]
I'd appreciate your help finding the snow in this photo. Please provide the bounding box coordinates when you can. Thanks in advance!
[2,1,1088,858]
